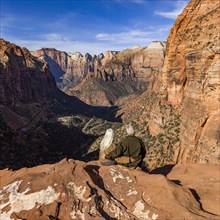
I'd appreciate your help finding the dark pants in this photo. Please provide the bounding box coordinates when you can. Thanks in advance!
[101,160,116,166]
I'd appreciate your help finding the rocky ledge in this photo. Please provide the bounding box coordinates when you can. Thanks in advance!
[0,159,219,219]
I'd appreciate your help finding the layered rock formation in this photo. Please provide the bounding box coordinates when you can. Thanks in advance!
[158,0,220,163]
[0,159,219,219]
[0,39,56,107]
[33,42,166,106]
[68,42,166,106]
[115,0,220,165]
[32,49,103,88]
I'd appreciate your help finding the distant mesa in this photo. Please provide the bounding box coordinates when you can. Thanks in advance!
[147,41,166,49]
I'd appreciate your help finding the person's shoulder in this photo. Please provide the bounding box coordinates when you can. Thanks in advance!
[132,136,144,143]
[128,135,139,140]
[125,135,136,140]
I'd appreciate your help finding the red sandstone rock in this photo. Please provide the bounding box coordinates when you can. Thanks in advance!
[159,0,220,163]
[119,0,220,164]
[0,159,219,219]
[33,42,166,106]
[0,39,56,107]
[168,163,220,216]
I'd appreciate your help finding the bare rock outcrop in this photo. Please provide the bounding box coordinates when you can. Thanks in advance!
[167,163,220,216]
[0,159,219,220]
[100,41,166,81]
[0,39,56,107]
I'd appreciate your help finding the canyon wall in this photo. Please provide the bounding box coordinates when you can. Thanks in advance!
[117,0,220,165]
[160,0,220,163]
[0,39,116,170]
[33,42,165,86]
[33,42,166,106]
[0,39,56,107]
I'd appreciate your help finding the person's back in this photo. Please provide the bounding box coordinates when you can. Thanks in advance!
[118,135,146,167]
[105,125,146,168]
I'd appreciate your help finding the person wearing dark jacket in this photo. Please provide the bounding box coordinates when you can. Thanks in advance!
[105,125,146,168]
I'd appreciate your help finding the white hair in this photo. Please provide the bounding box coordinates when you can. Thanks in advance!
[100,128,114,151]
[125,124,134,135]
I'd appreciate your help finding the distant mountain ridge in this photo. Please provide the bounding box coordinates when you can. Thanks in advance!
[33,41,166,106]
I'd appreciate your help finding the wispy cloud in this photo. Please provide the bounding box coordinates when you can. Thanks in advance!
[46,12,78,30]
[3,36,129,55]
[155,0,188,19]
[96,29,153,44]
[41,33,70,42]
[96,24,171,45]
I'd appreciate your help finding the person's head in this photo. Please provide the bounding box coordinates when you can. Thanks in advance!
[125,124,135,135]
[100,128,114,149]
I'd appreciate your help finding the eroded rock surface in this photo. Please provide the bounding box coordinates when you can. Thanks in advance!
[159,0,220,163]
[0,39,120,170]
[168,163,220,216]
[1,159,219,220]
[117,0,220,165]
[0,39,56,107]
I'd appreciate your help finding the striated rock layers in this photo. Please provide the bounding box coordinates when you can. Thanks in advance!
[118,0,220,165]
[159,0,220,163]
[0,159,219,219]
[0,39,57,107]
[32,49,94,87]
[33,42,166,106]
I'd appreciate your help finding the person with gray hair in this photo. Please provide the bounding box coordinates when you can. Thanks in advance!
[125,124,135,135]
[99,128,117,166]
[105,124,146,168]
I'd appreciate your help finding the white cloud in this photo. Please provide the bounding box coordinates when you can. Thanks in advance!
[41,33,70,42]
[96,29,153,44]
[155,0,189,19]
[2,35,125,55]
[95,24,171,46]
[3,23,170,56]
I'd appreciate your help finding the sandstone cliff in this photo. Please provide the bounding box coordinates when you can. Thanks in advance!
[68,42,165,106]
[0,39,57,107]
[160,0,220,163]
[0,159,219,219]
[114,0,220,165]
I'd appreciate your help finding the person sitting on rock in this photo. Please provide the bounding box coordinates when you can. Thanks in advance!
[105,125,146,168]
[99,128,131,166]
[99,128,117,166]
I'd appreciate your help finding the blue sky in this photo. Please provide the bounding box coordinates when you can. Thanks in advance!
[1,0,190,55]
